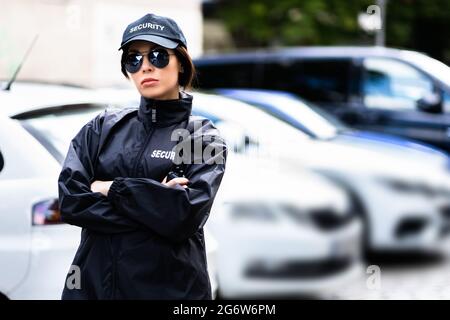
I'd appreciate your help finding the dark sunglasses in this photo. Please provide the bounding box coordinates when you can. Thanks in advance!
[123,48,175,73]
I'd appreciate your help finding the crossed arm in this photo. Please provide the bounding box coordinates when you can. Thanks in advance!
[90,175,189,196]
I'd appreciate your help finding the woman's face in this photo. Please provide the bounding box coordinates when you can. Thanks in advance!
[126,40,182,100]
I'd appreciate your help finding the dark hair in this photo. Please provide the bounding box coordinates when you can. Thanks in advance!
[120,45,196,90]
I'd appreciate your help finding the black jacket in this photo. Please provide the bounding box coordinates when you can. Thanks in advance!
[58,91,227,299]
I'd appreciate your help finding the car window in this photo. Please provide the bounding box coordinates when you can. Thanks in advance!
[196,62,258,89]
[236,94,340,139]
[261,59,352,103]
[19,107,105,163]
[363,57,435,111]
[444,91,450,114]
[193,93,311,149]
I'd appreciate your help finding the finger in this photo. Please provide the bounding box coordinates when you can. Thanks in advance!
[172,177,189,185]
[162,176,167,184]
[166,177,190,188]
[91,180,101,189]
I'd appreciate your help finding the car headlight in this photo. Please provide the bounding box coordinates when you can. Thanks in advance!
[279,203,310,224]
[280,203,354,231]
[226,202,278,222]
[378,177,444,197]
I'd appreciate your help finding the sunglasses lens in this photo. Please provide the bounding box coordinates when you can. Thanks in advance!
[149,49,170,68]
[124,54,143,73]
[124,49,170,73]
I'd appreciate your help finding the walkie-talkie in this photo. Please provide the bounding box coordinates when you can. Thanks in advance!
[166,164,185,182]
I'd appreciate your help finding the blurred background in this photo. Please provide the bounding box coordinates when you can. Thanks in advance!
[2,0,450,300]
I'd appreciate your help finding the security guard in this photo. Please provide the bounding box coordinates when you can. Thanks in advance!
[58,13,227,299]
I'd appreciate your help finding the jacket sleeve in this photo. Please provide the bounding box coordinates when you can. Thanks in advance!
[107,119,228,243]
[58,111,141,234]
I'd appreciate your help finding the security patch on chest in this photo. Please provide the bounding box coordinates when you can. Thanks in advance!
[150,149,176,161]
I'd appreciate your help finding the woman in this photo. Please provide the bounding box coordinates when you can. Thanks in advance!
[58,13,227,299]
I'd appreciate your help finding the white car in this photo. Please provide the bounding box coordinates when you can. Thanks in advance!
[209,153,363,298]
[192,91,450,254]
[0,82,220,299]
[0,113,79,299]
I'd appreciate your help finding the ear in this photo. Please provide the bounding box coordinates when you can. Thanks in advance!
[179,62,184,73]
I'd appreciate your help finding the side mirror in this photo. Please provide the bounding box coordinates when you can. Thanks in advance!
[417,92,443,114]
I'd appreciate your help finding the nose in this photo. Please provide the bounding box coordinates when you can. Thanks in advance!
[141,55,155,73]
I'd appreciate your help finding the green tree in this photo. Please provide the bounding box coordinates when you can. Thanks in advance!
[212,0,450,63]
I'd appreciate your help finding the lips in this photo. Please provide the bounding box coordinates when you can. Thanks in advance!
[141,78,158,85]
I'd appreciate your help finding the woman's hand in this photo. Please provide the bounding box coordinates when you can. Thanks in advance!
[162,176,189,188]
[91,180,113,196]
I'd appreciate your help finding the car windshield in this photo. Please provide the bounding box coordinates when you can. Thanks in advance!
[401,51,450,87]
[235,92,349,140]
[302,100,349,132]
[19,107,105,163]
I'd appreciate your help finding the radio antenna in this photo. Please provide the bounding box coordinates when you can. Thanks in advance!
[4,34,39,91]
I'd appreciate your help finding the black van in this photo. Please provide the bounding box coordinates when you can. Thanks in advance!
[194,46,450,153]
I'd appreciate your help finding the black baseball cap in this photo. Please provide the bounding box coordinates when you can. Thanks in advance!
[118,13,187,51]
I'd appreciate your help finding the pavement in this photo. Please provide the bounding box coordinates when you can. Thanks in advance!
[323,253,450,299]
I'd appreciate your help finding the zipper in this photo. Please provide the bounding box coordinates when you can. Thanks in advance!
[132,126,155,177]
[109,107,156,298]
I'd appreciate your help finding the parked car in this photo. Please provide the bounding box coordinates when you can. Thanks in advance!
[0,112,77,299]
[190,91,450,255]
[0,82,221,299]
[194,46,450,153]
[209,153,363,298]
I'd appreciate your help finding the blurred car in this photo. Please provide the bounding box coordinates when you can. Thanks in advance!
[194,46,450,153]
[190,91,450,255]
[209,153,363,298]
[0,82,220,299]
[0,112,75,299]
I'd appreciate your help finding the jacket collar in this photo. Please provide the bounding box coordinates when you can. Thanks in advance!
[137,91,192,128]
